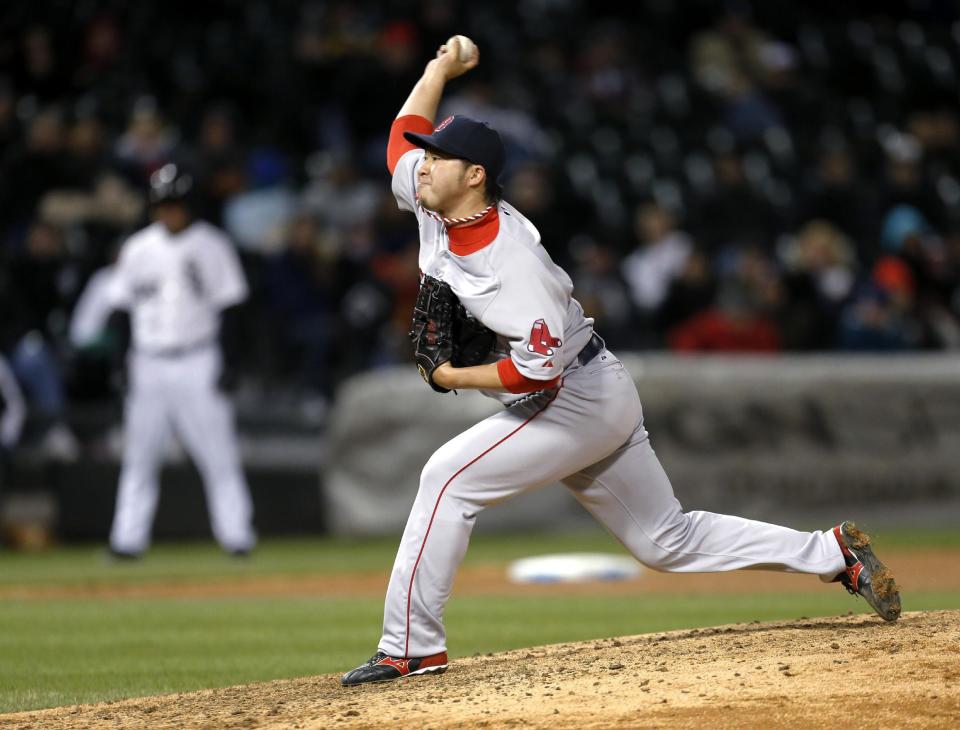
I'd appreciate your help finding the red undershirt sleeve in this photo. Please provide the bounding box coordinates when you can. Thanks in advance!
[497,357,561,394]
[387,115,434,175]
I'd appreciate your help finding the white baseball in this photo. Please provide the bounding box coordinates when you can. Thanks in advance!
[449,35,477,63]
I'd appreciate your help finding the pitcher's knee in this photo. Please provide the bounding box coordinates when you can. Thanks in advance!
[419,450,457,495]
[630,512,694,569]
[418,451,485,520]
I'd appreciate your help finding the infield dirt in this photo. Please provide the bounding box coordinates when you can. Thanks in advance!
[4,609,958,729]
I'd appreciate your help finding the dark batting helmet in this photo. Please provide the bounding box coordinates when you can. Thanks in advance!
[149,163,195,205]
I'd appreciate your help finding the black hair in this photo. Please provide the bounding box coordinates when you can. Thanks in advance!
[484,175,503,205]
[457,158,502,204]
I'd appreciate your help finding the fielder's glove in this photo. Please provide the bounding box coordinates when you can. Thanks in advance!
[409,275,456,392]
[409,275,495,393]
[451,304,496,368]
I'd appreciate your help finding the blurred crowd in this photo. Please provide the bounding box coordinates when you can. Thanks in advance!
[2,0,960,451]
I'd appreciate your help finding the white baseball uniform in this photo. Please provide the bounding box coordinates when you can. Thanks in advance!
[0,354,26,453]
[69,265,117,347]
[106,220,255,554]
[377,120,847,659]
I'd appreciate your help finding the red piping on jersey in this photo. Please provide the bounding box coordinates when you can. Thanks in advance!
[388,115,433,174]
[447,206,500,255]
[404,383,563,657]
[497,357,561,394]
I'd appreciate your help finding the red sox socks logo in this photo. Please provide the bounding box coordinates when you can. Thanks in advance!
[434,116,455,132]
[527,319,562,356]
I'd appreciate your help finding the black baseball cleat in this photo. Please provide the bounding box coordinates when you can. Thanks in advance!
[340,651,448,686]
[831,521,901,621]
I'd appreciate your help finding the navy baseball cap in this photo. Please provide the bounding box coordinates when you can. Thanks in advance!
[404,115,505,182]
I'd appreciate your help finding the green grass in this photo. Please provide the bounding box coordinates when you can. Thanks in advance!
[0,531,630,587]
[1,526,954,588]
[1,529,958,714]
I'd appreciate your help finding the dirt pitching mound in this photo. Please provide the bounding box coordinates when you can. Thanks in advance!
[5,609,959,729]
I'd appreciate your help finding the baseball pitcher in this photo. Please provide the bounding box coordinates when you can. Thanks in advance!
[340,37,900,686]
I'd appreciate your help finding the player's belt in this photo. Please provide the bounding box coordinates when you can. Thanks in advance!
[576,332,605,366]
[139,338,215,359]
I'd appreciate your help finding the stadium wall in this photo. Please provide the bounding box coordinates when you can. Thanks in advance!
[325,354,960,534]
[5,355,958,543]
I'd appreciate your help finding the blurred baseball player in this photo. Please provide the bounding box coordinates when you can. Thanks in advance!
[105,164,255,558]
[0,353,26,468]
[340,38,900,686]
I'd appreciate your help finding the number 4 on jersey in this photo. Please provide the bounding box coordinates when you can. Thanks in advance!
[526,318,562,356]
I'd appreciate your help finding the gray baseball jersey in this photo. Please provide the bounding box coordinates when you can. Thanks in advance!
[393,149,593,403]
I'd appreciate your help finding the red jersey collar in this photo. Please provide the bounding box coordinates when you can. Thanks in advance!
[446,206,500,256]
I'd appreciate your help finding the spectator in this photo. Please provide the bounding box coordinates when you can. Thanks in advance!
[942,229,960,347]
[0,79,20,151]
[263,214,339,394]
[189,105,248,225]
[877,131,944,231]
[13,26,67,101]
[223,148,298,254]
[688,2,791,144]
[568,235,638,349]
[504,163,576,270]
[797,146,879,261]
[573,24,649,125]
[5,222,81,459]
[668,248,782,353]
[441,80,551,170]
[301,155,380,232]
[720,73,782,144]
[907,107,959,158]
[838,257,922,351]
[693,151,779,255]
[690,4,770,99]
[621,202,693,315]
[9,219,80,346]
[337,240,420,376]
[114,97,177,185]
[39,111,144,243]
[656,248,717,336]
[0,108,67,246]
[880,205,941,292]
[880,205,960,347]
[778,220,856,349]
[61,111,108,189]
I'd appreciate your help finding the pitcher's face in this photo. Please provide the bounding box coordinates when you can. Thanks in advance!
[417,150,470,212]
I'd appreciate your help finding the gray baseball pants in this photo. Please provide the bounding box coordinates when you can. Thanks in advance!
[379,349,846,658]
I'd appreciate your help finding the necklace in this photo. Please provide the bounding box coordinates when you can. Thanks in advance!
[419,203,495,227]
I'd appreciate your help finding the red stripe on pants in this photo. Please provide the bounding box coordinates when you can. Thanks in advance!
[404,385,563,657]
